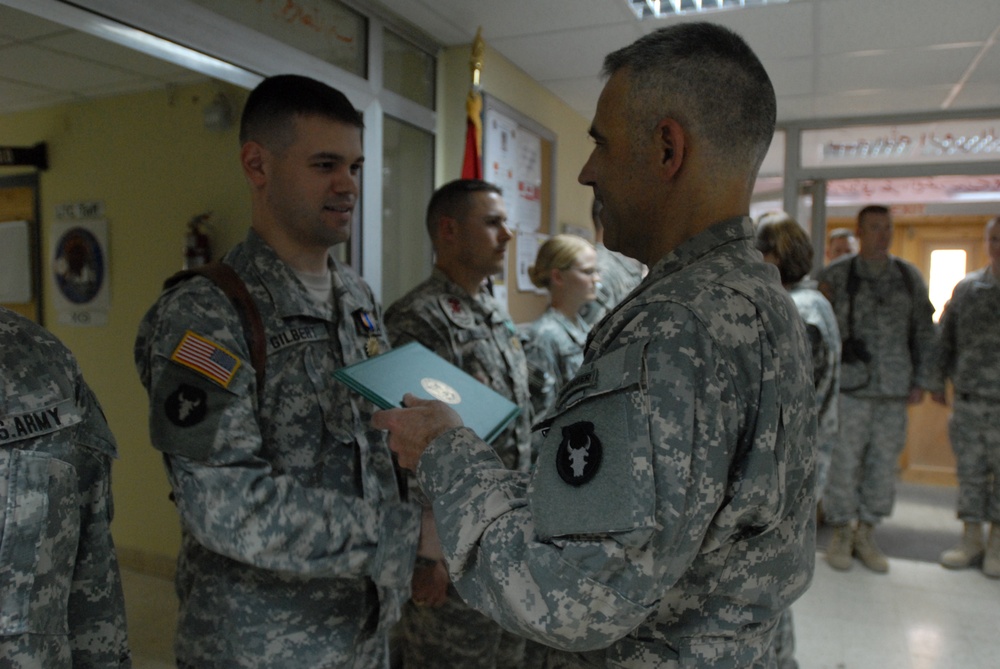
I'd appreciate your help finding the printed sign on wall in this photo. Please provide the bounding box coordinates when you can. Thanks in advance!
[51,218,110,326]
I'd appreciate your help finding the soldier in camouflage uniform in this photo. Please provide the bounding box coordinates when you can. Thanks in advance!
[523,234,599,425]
[384,178,531,669]
[0,306,131,669]
[755,212,842,669]
[579,199,645,327]
[756,212,841,500]
[818,205,939,573]
[134,75,419,669]
[930,216,1000,577]
[374,23,818,668]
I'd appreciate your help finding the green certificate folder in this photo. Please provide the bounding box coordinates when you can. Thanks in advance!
[333,341,521,444]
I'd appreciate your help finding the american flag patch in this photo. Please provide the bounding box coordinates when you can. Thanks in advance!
[170,331,241,388]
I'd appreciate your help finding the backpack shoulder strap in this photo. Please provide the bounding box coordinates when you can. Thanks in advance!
[164,262,266,393]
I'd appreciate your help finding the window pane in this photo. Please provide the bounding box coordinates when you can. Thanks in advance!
[190,0,367,77]
[382,116,433,305]
[929,249,967,322]
[383,30,435,108]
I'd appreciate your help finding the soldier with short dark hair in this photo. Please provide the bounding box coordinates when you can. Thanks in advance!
[818,205,939,573]
[134,74,419,669]
[384,178,531,669]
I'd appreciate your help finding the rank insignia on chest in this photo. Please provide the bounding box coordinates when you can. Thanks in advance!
[439,295,475,329]
[352,309,383,356]
[556,421,602,486]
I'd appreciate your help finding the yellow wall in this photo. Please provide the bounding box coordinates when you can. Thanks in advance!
[1,81,251,573]
[0,45,594,572]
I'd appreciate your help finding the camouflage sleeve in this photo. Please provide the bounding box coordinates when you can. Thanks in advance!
[908,268,942,392]
[931,282,961,388]
[521,330,559,421]
[416,306,745,650]
[68,380,132,668]
[137,282,389,579]
[805,323,828,390]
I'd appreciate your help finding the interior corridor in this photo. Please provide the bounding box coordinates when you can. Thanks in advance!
[122,482,1000,669]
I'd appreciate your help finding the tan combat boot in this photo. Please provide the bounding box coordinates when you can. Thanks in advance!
[853,522,889,573]
[825,523,854,571]
[939,522,984,569]
[983,523,1000,579]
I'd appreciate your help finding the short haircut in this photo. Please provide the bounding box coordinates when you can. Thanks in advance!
[829,228,855,241]
[528,234,595,289]
[857,205,890,227]
[425,179,502,239]
[602,22,776,180]
[239,74,364,152]
[755,211,814,285]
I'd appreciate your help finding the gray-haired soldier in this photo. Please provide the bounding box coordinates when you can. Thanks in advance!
[818,205,939,573]
[930,216,1000,577]
[1,306,131,668]
[134,75,419,668]
[374,23,817,668]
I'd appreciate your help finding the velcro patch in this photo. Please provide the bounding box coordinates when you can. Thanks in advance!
[556,421,602,486]
[170,330,241,388]
[0,399,81,445]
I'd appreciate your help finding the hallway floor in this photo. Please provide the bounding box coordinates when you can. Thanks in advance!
[122,482,1000,668]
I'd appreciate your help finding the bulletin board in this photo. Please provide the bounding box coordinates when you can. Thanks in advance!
[481,94,556,323]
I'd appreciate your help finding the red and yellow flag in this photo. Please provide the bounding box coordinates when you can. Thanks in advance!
[461,27,485,180]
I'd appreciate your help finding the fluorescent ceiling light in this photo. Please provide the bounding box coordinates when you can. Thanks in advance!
[628,0,791,20]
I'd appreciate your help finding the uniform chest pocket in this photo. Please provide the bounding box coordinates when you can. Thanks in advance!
[529,342,656,548]
[0,449,79,635]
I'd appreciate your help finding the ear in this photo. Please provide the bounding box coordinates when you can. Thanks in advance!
[549,266,565,288]
[655,118,685,179]
[241,141,267,187]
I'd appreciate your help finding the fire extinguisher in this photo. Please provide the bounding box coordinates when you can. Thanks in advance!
[184,213,213,270]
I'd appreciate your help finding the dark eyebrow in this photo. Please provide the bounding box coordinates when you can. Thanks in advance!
[311,151,365,164]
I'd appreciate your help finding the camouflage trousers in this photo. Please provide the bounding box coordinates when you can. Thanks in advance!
[397,590,525,668]
[773,609,798,669]
[949,396,1000,524]
[823,395,908,526]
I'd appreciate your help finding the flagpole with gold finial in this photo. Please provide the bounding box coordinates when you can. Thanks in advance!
[461,27,485,179]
